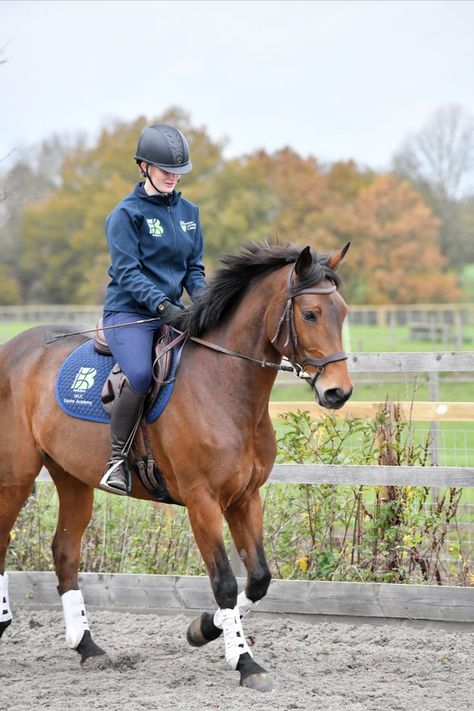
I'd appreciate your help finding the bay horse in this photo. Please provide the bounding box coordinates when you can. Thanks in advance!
[0,242,352,692]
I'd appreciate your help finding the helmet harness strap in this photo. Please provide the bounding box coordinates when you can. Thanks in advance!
[140,162,180,195]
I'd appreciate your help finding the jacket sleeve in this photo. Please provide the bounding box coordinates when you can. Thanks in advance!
[106,206,167,312]
[183,208,207,299]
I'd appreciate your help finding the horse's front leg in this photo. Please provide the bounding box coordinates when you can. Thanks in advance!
[225,490,272,611]
[49,464,110,667]
[186,492,273,692]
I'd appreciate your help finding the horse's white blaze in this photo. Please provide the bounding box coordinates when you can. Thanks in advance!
[0,573,12,623]
[214,606,253,670]
[61,589,90,648]
[237,590,257,619]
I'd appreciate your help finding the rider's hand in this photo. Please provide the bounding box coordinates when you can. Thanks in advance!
[157,300,184,325]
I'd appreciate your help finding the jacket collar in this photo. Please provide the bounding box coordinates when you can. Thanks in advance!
[134,182,181,205]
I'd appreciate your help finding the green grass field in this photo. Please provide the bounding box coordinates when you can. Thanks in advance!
[0,322,38,341]
[346,323,474,353]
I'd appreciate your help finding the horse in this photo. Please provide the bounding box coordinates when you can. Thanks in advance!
[0,242,352,692]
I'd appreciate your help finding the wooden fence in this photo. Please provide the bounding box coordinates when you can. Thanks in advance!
[26,350,474,625]
[1,303,473,327]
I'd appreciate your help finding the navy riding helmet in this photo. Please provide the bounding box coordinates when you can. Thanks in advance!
[135,124,192,175]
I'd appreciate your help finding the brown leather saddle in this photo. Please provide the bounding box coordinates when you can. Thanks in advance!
[93,318,176,415]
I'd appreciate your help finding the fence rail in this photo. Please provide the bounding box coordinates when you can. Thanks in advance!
[270,401,474,421]
[9,571,474,625]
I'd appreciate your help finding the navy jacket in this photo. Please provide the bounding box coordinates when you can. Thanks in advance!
[103,183,206,316]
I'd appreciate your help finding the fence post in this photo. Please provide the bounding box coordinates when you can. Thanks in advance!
[428,371,440,466]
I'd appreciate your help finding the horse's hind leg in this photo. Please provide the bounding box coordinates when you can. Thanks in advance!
[47,460,110,667]
[0,481,35,638]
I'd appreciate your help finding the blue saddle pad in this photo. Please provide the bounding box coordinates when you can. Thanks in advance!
[56,339,181,424]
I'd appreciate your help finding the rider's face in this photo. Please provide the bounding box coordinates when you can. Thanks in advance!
[143,163,180,194]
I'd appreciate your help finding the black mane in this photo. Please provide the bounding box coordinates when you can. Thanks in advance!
[181,242,341,337]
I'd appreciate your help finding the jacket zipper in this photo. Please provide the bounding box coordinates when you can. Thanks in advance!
[167,201,179,303]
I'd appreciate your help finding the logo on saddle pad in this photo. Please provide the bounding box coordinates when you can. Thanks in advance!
[71,367,97,392]
[146,218,164,237]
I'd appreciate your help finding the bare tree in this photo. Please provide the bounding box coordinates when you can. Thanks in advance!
[393,104,474,201]
[393,105,474,268]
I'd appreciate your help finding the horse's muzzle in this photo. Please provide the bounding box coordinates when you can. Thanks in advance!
[317,386,353,410]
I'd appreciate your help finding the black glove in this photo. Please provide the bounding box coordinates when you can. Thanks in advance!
[157,300,183,325]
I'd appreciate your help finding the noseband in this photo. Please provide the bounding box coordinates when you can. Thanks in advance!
[271,266,348,388]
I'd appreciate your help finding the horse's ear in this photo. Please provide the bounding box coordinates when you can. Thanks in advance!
[326,242,350,271]
[294,246,313,278]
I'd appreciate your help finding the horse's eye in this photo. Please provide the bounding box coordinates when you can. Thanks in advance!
[302,310,318,322]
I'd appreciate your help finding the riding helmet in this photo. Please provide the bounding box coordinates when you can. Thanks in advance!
[135,124,192,174]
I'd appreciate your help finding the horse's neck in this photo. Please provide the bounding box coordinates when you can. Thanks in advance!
[198,293,281,413]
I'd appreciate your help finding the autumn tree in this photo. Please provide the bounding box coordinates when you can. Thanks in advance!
[201,150,459,304]
[11,110,463,306]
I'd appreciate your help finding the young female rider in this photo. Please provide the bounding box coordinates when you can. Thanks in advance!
[100,124,207,495]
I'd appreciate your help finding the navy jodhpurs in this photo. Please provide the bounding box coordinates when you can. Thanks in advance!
[102,310,165,396]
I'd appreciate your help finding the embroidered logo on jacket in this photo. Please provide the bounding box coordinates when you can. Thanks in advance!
[146,218,164,237]
[179,220,197,232]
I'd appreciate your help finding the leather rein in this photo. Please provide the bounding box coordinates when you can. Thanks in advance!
[164,266,348,387]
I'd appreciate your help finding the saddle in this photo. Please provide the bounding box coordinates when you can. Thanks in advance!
[93,318,184,504]
[93,318,177,415]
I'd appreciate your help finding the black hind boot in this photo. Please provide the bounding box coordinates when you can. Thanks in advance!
[100,378,145,495]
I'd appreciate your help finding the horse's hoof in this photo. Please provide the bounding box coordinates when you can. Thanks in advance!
[240,672,274,692]
[237,653,273,692]
[80,653,112,670]
[186,616,207,647]
[0,619,11,639]
[186,612,222,647]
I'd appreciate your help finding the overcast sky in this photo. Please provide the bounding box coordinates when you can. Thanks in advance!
[1,0,474,172]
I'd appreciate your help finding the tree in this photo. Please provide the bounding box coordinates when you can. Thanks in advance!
[13,111,462,306]
[393,104,474,268]
[335,174,461,304]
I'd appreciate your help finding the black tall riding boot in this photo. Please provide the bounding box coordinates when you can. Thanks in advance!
[100,378,146,495]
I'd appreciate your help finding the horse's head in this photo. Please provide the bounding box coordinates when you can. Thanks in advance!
[271,244,353,410]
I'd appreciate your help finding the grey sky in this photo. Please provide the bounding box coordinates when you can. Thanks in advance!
[1,0,474,171]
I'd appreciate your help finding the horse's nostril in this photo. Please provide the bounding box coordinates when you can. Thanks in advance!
[324,387,351,405]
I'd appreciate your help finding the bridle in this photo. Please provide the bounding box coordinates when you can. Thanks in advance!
[270,265,348,388]
[168,264,348,388]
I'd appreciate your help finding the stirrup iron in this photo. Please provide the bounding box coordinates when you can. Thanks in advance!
[99,458,131,496]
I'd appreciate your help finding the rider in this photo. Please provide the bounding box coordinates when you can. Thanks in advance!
[100,124,207,495]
